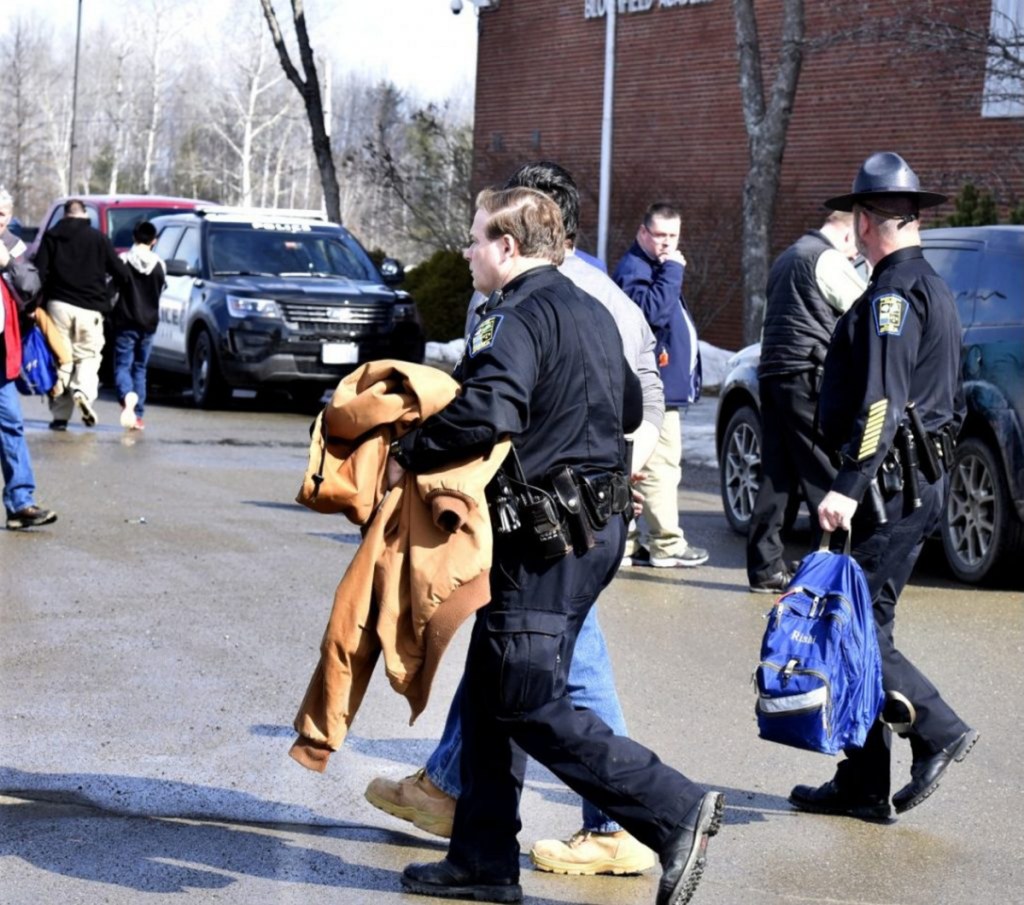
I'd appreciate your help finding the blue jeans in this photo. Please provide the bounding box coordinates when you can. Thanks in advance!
[0,376,37,514]
[113,329,155,418]
[426,604,629,833]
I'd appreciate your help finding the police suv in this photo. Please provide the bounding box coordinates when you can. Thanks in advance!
[148,207,424,408]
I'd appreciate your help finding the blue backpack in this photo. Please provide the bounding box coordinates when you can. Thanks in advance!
[754,535,884,755]
[16,326,58,397]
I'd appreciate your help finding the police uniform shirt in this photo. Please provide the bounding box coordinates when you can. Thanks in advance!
[818,246,965,502]
[396,265,637,481]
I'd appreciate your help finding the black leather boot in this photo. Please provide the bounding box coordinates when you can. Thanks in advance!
[401,858,522,903]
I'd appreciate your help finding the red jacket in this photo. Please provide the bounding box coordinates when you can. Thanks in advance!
[2,278,22,381]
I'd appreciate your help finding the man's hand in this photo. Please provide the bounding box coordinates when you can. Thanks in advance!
[660,247,687,267]
[628,474,646,519]
[818,490,858,533]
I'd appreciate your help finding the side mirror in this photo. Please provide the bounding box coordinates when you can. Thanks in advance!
[379,257,405,286]
[165,259,198,278]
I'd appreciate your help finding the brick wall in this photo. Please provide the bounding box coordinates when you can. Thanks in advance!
[471,0,1024,350]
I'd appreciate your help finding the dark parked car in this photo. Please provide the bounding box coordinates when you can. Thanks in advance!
[716,225,1024,584]
[148,207,425,408]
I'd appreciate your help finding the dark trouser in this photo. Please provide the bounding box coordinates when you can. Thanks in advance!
[747,371,836,583]
[447,516,703,881]
[835,473,971,800]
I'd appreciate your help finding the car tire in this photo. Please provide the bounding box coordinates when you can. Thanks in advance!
[720,405,762,535]
[941,435,1023,584]
[190,329,228,409]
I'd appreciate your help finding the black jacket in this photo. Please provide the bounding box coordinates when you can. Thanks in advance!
[111,249,165,333]
[759,229,841,378]
[35,217,131,313]
[397,266,636,481]
[819,246,965,502]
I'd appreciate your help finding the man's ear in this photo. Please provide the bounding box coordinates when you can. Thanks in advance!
[500,234,516,259]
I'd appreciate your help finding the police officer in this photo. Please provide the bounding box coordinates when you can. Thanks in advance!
[789,152,978,821]
[393,186,723,905]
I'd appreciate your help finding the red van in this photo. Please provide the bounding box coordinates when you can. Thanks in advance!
[27,194,216,256]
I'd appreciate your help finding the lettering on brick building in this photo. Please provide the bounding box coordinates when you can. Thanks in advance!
[584,0,712,18]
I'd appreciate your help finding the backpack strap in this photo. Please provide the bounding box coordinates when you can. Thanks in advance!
[818,530,852,556]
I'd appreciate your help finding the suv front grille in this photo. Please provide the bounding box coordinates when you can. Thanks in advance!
[280,302,392,327]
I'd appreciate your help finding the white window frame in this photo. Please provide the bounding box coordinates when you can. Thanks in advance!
[982,0,1024,117]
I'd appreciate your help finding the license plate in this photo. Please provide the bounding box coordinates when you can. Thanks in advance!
[321,342,359,364]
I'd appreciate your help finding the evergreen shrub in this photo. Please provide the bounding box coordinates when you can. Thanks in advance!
[402,249,474,341]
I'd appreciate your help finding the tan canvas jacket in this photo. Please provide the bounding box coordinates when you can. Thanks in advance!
[290,360,509,772]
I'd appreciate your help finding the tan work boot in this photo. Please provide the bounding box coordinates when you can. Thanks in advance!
[529,828,656,875]
[364,768,455,838]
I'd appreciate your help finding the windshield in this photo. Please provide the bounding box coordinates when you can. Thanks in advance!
[108,207,194,249]
[207,224,380,281]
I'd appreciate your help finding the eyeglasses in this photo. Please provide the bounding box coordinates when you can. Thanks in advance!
[643,224,678,241]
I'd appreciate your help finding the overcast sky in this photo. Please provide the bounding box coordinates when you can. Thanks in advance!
[2,0,479,104]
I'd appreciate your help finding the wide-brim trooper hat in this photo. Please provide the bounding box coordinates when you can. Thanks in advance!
[825,151,947,212]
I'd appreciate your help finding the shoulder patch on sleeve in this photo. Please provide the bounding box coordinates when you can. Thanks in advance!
[468,314,503,358]
[872,292,908,336]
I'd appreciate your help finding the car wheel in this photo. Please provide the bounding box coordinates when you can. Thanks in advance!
[190,329,228,409]
[720,406,762,535]
[941,436,1023,583]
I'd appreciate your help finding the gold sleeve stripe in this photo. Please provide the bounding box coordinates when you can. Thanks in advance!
[857,399,889,460]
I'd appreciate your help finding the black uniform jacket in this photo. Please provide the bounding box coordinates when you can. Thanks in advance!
[819,246,965,502]
[397,265,637,481]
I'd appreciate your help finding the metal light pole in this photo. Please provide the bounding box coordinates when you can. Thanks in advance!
[597,0,616,264]
[68,0,84,193]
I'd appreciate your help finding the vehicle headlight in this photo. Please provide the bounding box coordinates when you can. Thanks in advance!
[226,294,282,319]
[393,301,419,323]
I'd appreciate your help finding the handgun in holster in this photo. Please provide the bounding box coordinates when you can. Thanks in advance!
[879,451,903,498]
[548,465,595,554]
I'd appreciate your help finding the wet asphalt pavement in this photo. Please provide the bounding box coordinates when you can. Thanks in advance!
[1,387,1021,905]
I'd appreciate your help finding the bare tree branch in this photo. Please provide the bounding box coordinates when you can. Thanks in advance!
[258,0,340,221]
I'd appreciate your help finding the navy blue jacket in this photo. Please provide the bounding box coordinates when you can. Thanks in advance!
[613,241,701,407]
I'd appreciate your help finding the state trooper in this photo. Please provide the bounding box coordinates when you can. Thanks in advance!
[391,186,723,905]
[789,152,978,821]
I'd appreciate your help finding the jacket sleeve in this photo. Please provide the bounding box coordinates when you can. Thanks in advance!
[105,238,133,287]
[614,253,685,332]
[398,308,540,472]
[1,234,41,303]
[634,316,664,431]
[33,236,51,285]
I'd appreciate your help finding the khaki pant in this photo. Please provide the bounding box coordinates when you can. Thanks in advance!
[627,407,687,559]
[46,300,105,422]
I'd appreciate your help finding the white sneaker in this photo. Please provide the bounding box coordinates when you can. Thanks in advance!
[73,390,97,427]
[649,545,710,568]
[120,392,139,429]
